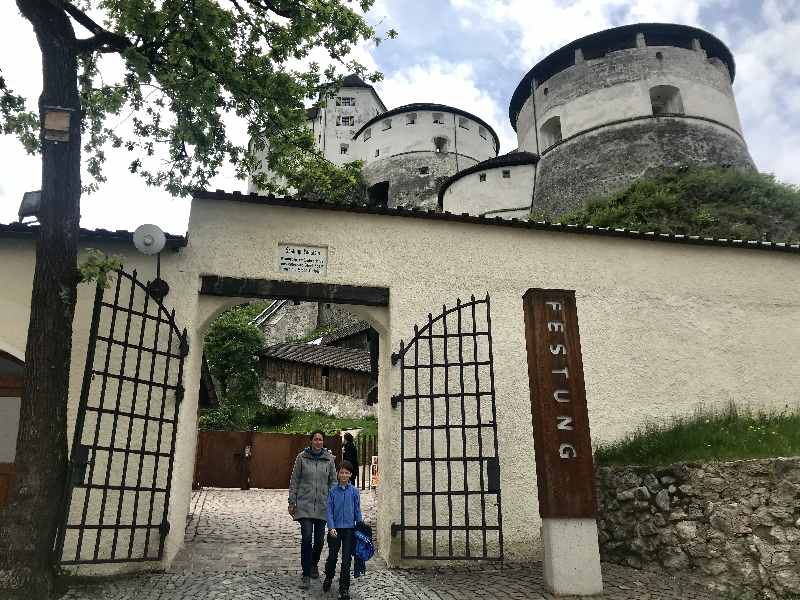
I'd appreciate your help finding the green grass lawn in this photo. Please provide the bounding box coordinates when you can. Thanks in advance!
[256,410,377,436]
[594,403,800,467]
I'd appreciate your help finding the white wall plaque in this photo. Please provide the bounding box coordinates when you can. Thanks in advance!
[278,243,328,275]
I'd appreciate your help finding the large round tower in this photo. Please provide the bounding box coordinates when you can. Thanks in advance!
[509,23,755,216]
[353,103,499,209]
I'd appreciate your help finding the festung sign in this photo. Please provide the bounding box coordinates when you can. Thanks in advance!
[522,289,596,518]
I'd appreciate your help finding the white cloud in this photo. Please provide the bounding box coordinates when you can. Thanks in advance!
[376,59,517,152]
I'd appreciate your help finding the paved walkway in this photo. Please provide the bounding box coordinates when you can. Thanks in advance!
[61,488,716,600]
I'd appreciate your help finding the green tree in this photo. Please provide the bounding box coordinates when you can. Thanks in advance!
[558,167,800,242]
[0,2,390,597]
[203,303,266,424]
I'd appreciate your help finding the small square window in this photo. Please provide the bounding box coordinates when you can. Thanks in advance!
[382,119,392,131]
[479,127,487,140]
[406,113,417,125]
[502,170,511,178]
[479,173,487,182]
[340,144,349,155]
[419,166,429,175]
[364,128,371,141]
[458,117,469,129]
[335,96,355,107]
[432,113,445,125]
[375,149,380,157]
[337,115,354,127]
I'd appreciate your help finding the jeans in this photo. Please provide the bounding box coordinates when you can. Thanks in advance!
[324,528,354,592]
[299,518,326,576]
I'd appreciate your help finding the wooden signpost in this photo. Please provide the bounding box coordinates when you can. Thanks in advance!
[523,288,603,596]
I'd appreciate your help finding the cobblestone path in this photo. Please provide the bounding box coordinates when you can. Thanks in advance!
[61,488,716,600]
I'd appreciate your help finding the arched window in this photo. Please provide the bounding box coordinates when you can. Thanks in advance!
[650,85,684,115]
[540,116,562,150]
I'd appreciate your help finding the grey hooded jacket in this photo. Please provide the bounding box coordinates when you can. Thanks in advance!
[288,447,337,521]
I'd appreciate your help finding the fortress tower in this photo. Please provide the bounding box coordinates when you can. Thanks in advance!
[510,23,755,216]
[353,103,499,209]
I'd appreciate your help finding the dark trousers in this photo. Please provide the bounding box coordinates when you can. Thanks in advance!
[299,518,326,576]
[324,528,354,592]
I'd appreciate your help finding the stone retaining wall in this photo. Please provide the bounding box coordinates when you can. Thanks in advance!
[596,458,800,599]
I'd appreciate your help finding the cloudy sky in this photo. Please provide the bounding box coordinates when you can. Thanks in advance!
[1,0,798,235]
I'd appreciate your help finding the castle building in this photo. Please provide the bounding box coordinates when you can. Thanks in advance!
[252,23,755,219]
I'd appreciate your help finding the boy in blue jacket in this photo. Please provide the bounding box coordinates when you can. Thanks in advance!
[323,460,362,599]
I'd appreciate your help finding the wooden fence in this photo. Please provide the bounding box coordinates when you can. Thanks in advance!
[194,431,342,489]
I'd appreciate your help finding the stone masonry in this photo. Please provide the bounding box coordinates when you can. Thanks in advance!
[596,457,800,599]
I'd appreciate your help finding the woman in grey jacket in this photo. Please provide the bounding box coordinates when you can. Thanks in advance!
[288,430,337,589]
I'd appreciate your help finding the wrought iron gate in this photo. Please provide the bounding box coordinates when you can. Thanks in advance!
[56,269,188,564]
[391,294,503,560]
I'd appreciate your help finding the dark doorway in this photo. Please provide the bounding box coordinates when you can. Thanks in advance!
[368,181,390,208]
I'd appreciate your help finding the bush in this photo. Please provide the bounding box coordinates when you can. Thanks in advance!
[249,405,295,428]
[557,167,800,242]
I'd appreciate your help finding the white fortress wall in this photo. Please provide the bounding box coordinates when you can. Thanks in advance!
[442,163,535,216]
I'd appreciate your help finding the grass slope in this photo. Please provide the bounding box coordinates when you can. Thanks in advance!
[557,167,800,243]
[595,404,800,467]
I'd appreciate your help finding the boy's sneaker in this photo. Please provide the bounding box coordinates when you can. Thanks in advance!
[300,576,310,590]
[322,577,332,592]
[310,566,320,579]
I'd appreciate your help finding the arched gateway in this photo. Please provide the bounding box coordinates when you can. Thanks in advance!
[1,192,799,584]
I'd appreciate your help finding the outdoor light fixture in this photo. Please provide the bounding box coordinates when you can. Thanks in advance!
[42,106,74,142]
[18,190,41,222]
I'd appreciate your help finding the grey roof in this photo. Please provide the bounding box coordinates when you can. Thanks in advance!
[195,190,800,254]
[341,74,371,88]
[261,342,371,373]
[0,222,187,248]
[319,320,372,346]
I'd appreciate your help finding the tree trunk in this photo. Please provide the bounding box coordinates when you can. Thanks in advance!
[0,2,81,598]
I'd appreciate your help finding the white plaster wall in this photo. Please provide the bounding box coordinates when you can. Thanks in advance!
[533,78,742,143]
[356,110,497,164]
[0,397,20,462]
[442,164,535,217]
[3,198,800,573]
[322,87,384,165]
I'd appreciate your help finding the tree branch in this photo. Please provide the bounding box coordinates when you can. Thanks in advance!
[54,0,132,53]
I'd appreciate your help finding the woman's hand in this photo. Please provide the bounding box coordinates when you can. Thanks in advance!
[287,504,295,516]
[329,528,338,538]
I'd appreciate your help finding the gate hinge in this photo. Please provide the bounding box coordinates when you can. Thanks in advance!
[366,384,378,406]
[179,336,190,358]
[391,523,403,538]
[159,520,171,537]
[70,445,91,486]
[390,394,402,409]
[175,385,185,405]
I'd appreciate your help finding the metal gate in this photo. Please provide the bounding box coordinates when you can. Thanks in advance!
[391,294,503,560]
[56,269,188,564]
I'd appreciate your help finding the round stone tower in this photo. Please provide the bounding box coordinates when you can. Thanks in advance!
[353,103,499,209]
[509,23,755,216]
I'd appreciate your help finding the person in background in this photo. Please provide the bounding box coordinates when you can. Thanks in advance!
[288,430,337,590]
[342,432,359,486]
[322,460,362,600]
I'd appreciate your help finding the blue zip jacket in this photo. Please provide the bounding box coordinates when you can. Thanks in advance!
[327,482,362,530]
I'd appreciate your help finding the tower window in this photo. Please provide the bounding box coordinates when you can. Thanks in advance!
[540,116,562,150]
[419,166,429,175]
[479,173,487,182]
[502,170,511,178]
[340,143,349,155]
[433,136,449,153]
[650,85,684,115]
[337,115,354,127]
[363,128,371,141]
[375,148,380,157]
[478,127,487,140]
[458,117,469,130]
[336,96,355,106]
[406,113,417,125]
[432,113,445,125]
[382,119,392,131]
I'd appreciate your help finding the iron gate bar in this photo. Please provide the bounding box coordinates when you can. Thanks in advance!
[57,269,188,566]
[393,294,503,560]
